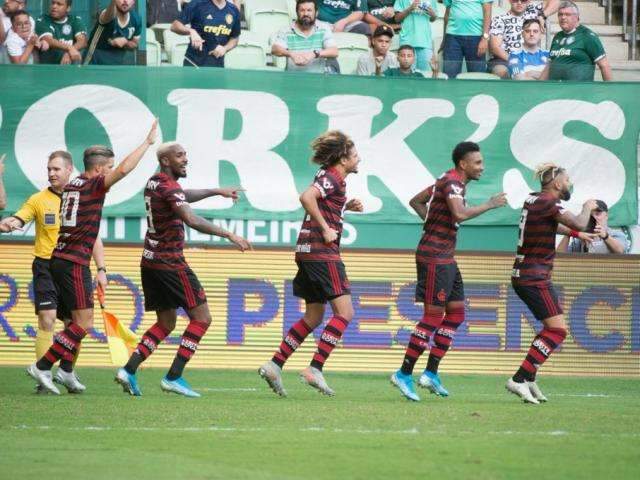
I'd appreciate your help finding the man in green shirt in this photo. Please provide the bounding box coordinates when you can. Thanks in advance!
[317,0,370,35]
[85,0,141,65]
[35,0,87,64]
[384,44,424,76]
[540,0,611,81]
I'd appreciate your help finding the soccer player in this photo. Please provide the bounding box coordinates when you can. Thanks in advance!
[26,120,158,395]
[115,142,251,398]
[259,130,363,397]
[0,151,107,393]
[391,141,507,402]
[507,163,597,404]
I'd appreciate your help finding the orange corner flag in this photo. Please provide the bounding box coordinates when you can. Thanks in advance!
[97,284,138,366]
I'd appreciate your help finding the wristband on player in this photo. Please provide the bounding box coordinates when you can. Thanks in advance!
[569,230,580,238]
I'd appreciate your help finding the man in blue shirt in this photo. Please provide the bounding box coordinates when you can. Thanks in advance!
[171,0,241,67]
[508,18,549,80]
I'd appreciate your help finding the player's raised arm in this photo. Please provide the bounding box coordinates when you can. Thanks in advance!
[409,185,434,220]
[184,186,244,203]
[173,201,251,251]
[300,185,337,244]
[104,119,158,190]
[446,192,507,223]
[556,199,598,231]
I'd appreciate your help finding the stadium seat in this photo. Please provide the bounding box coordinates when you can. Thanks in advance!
[146,38,162,66]
[244,0,289,21]
[287,0,296,19]
[163,29,189,63]
[225,40,267,70]
[337,45,369,75]
[170,42,190,66]
[456,72,502,80]
[248,9,291,36]
[150,23,172,44]
[333,32,370,51]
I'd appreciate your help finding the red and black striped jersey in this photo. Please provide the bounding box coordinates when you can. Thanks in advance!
[53,174,108,266]
[295,167,346,262]
[416,169,466,265]
[140,173,188,270]
[512,192,566,285]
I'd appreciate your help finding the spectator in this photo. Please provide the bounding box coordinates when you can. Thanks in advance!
[488,0,542,78]
[6,9,43,63]
[317,0,370,35]
[508,18,548,80]
[357,23,398,75]
[366,0,399,31]
[541,0,611,81]
[559,200,630,254]
[441,0,492,79]
[1,0,34,63]
[384,43,423,76]
[85,0,141,65]
[394,0,438,73]
[272,0,337,73]
[35,0,87,65]
[171,0,240,67]
[0,154,6,211]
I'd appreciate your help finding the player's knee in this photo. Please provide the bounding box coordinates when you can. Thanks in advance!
[37,312,56,331]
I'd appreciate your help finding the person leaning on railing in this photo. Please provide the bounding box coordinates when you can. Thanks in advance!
[558,200,630,254]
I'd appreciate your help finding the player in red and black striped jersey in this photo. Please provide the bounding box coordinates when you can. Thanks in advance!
[259,130,363,397]
[506,163,597,404]
[27,120,158,395]
[115,142,251,398]
[391,142,507,402]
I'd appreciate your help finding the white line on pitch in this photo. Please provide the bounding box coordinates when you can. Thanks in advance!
[195,387,258,392]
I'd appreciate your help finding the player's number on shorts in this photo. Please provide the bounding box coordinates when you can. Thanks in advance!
[144,196,156,233]
[61,191,80,227]
[517,210,528,247]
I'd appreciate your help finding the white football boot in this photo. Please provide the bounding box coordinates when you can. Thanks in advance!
[505,378,539,404]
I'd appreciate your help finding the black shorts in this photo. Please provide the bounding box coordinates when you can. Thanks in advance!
[50,257,94,313]
[512,281,563,321]
[32,257,69,320]
[292,261,351,304]
[415,262,465,306]
[141,266,207,312]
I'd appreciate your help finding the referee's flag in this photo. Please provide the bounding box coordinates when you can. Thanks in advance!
[97,285,138,366]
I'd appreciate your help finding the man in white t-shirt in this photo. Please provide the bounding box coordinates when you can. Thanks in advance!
[6,9,46,63]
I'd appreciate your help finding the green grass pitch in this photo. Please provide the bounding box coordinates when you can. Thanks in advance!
[0,367,638,480]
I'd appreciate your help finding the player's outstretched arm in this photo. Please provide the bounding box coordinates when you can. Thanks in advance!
[299,186,336,244]
[104,119,158,190]
[409,185,433,220]
[557,199,598,231]
[98,0,117,25]
[174,202,251,251]
[184,186,244,204]
[446,192,507,224]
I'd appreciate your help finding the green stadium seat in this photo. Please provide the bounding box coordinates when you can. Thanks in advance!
[150,23,172,45]
[146,38,162,66]
[244,0,289,21]
[456,72,502,80]
[333,32,370,50]
[163,29,189,64]
[170,42,190,66]
[225,41,267,70]
[248,9,291,36]
[337,45,369,75]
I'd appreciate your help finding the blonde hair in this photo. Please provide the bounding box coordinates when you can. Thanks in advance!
[156,142,181,162]
[534,162,565,186]
[310,130,354,167]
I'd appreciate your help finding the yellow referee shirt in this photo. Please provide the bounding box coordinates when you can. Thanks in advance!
[13,187,62,259]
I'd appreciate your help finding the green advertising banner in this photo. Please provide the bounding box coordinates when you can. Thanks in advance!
[0,65,638,249]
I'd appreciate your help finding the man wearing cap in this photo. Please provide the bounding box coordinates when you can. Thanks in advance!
[357,24,399,75]
[558,200,630,254]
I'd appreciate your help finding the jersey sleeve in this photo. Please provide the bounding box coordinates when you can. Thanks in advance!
[178,2,195,25]
[356,0,368,13]
[312,171,339,199]
[442,178,465,201]
[6,33,24,56]
[585,31,606,62]
[72,15,87,37]
[231,10,241,38]
[13,194,38,225]
[548,198,567,221]
[35,17,50,38]
[161,180,188,213]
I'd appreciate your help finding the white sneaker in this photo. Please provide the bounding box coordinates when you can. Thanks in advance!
[505,378,539,404]
[258,361,287,397]
[300,366,335,396]
[527,381,548,402]
[54,369,86,393]
[26,364,60,395]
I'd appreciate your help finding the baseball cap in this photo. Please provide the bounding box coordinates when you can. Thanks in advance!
[373,25,394,38]
[594,200,608,212]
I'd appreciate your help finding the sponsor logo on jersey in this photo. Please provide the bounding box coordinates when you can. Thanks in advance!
[71,177,85,187]
[147,179,160,190]
[203,24,232,36]
[142,249,154,259]
[295,244,311,253]
[62,24,72,36]
[44,213,56,225]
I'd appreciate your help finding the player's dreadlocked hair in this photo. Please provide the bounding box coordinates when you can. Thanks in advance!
[310,130,355,168]
[534,163,566,186]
